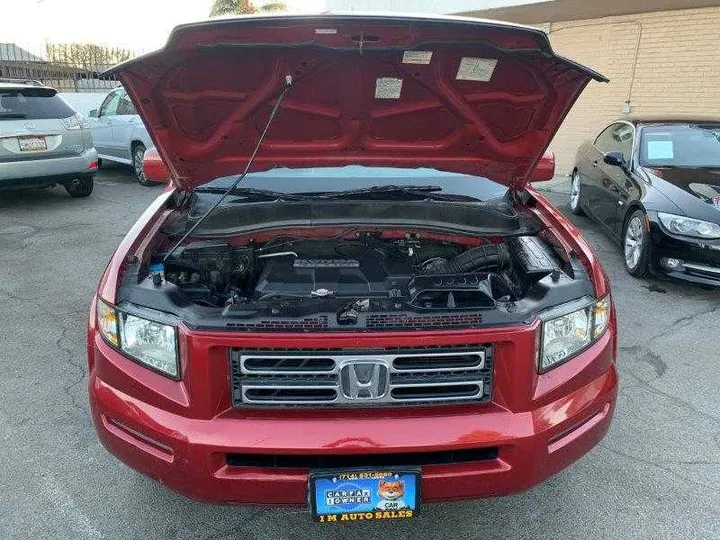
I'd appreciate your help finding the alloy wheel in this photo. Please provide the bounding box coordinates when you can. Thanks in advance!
[624,216,644,269]
[134,147,146,183]
[570,172,581,210]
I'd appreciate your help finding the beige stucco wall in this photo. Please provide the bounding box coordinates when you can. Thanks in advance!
[546,6,720,174]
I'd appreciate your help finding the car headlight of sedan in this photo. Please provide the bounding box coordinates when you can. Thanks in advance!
[539,295,611,372]
[96,299,180,378]
[658,212,720,239]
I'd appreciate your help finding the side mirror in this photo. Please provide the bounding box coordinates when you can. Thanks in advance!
[143,147,170,183]
[529,150,556,182]
[89,109,98,118]
[603,151,625,167]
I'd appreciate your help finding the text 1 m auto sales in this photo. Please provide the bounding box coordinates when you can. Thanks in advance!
[318,510,414,523]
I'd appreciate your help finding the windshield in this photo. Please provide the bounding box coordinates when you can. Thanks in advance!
[0,87,75,120]
[640,123,720,168]
[197,166,508,202]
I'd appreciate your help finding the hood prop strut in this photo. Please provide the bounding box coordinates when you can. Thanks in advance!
[163,74,294,264]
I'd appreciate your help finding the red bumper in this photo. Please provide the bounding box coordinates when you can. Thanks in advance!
[88,314,617,505]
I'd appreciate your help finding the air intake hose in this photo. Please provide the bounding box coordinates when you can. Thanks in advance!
[422,244,508,274]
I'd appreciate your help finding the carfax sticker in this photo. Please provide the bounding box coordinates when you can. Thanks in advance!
[456,57,498,81]
[402,50,433,64]
[375,77,403,99]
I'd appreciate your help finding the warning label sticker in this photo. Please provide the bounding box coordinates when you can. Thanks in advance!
[456,57,498,81]
[402,51,433,64]
[375,77,403,99]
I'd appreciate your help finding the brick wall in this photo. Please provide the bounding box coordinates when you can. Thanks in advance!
[546,6,720,173]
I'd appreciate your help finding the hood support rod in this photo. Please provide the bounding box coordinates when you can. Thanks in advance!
[163,74,294,264]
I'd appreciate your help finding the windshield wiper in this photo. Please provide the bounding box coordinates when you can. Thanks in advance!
[193,186,310,201]
[306,185,483,202]
[0,113,27,119]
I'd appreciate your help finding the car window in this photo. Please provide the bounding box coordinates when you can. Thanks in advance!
[612,124,634,158]
[595,122,634,158]
[594,125,617,153]
[640,123,720,168]
[99,91,121,117]
[116,91,136,116]
[0,87,75,120]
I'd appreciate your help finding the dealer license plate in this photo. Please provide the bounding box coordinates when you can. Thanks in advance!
[309,468,420,523]
[18,136,47,152]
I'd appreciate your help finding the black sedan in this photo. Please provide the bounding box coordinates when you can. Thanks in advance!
[571,117,720,285]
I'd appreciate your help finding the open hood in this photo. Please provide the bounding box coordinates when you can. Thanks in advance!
[107,13,606,191]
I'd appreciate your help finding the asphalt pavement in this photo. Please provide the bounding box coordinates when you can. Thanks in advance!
[1,167,718,540]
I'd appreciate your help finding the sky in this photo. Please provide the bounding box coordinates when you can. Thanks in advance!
[1,0,328,54]
[2,0,538,56]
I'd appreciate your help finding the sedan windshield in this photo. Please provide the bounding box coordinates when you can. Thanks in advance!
[196,165,508,204]
[640,123,720,168]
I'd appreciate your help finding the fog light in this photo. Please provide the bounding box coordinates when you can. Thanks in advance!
[661,257,683,270]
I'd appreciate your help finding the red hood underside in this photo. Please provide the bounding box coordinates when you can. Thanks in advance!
[108,14,606,191]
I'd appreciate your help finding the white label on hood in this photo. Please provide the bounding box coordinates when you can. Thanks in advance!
[402,50,433,64]
[375,77,403,99]
[456,57,498,81]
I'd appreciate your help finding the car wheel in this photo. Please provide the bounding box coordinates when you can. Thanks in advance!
[132,144,153,186]
[64,175,94,198]
[623,210,651,277]
[569,170,585,215]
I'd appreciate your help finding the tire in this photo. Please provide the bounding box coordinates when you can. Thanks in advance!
[623,209,651,277]
[569,170,585,215]
[132,143,153,186]
[64,175,94,198]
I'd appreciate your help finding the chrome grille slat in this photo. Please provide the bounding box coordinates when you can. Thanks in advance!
[231,346,493,407]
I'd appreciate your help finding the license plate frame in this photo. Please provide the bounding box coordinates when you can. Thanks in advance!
[18,136,47,152]
[309,468,420,523]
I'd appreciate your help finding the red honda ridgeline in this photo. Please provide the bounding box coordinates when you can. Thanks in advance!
[88,14,617,516]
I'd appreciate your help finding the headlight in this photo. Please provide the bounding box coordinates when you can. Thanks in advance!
[539,295,611,372]
[658,212,720,239]
[60,113,90,130]
[96,299,180,378]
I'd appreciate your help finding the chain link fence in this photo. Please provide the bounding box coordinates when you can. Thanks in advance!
[0,42,143,93]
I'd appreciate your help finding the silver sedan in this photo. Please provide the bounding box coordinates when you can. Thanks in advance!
[89,86,155,185]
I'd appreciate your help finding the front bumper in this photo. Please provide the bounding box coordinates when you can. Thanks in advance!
[0,148,97,188]
[649,220,720,285]
[88,318,618,505]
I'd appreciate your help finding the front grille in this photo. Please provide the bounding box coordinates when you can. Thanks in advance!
[226,446,500,469]
[230,346,493,407]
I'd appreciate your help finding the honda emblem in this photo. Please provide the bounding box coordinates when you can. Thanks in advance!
[340,360,389,400]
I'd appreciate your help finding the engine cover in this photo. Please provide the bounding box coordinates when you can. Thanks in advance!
[253,256,413,299]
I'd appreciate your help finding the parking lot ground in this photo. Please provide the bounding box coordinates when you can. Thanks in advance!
[1,168,719,540]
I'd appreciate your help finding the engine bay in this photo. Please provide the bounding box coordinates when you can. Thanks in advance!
[128,229,593,330]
